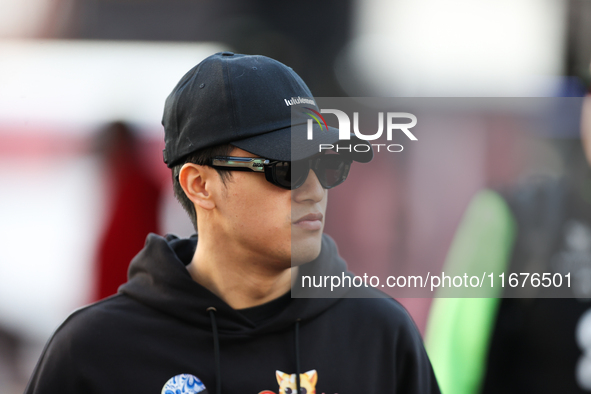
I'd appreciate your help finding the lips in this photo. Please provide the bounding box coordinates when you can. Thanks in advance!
[293,212,324,231]
[294,212,324,224]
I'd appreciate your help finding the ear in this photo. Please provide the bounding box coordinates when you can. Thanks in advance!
[178,163,216,211]
[276,370,288,385]
[304,370,317,386]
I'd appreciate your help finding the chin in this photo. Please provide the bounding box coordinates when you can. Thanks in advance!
[291,237,323,266]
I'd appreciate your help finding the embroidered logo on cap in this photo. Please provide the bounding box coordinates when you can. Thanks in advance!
[161,374,207,394]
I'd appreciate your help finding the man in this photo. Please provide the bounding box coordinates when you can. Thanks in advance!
[26,52,439,393]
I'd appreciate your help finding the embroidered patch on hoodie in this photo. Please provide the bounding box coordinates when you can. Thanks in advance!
[259,369,318,394]
[162,374,207,394]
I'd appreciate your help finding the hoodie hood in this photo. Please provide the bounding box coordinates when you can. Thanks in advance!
[119,232,351,335]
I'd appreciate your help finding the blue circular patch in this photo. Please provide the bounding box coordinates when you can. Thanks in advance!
[161,374,207,394]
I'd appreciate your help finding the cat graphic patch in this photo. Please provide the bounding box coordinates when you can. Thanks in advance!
[259,370,317,394]
[161,374,207,394]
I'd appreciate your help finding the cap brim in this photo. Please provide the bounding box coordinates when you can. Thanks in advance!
[231,123,373,163]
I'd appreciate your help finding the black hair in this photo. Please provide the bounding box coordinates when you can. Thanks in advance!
[172,144,234,232]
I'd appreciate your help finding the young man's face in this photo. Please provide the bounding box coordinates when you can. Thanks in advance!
[215,147,328,269]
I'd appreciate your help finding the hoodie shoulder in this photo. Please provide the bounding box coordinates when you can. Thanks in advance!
[25,294,164,393]
[30,294,152,357]
[330,296,421,338]
[323,297,439,393]
[45,293,170,352]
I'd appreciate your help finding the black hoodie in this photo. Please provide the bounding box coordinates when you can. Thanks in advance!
[26,233,440,394]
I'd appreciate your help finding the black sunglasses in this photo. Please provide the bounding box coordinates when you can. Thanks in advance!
[210,154,352,190]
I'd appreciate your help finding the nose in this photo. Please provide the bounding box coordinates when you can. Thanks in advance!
[292,169,325,202]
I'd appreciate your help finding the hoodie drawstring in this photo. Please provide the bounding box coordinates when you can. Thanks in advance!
[295,318,301,393]
[207,307,222,394]
[206,308,303,394]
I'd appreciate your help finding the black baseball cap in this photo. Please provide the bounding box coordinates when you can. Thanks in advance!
[162,52,373,168]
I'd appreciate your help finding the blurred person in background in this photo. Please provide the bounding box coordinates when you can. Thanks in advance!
[93,121,162,300]
[426,87,591,392]
[24,53,440,394]
[0,324,25,393]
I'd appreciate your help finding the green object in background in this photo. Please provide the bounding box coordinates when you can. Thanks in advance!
[425,190,516,394]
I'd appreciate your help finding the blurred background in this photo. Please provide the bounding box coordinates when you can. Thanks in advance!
[2,0,591,392]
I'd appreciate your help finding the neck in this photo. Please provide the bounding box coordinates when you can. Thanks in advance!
[186,235,297,310]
